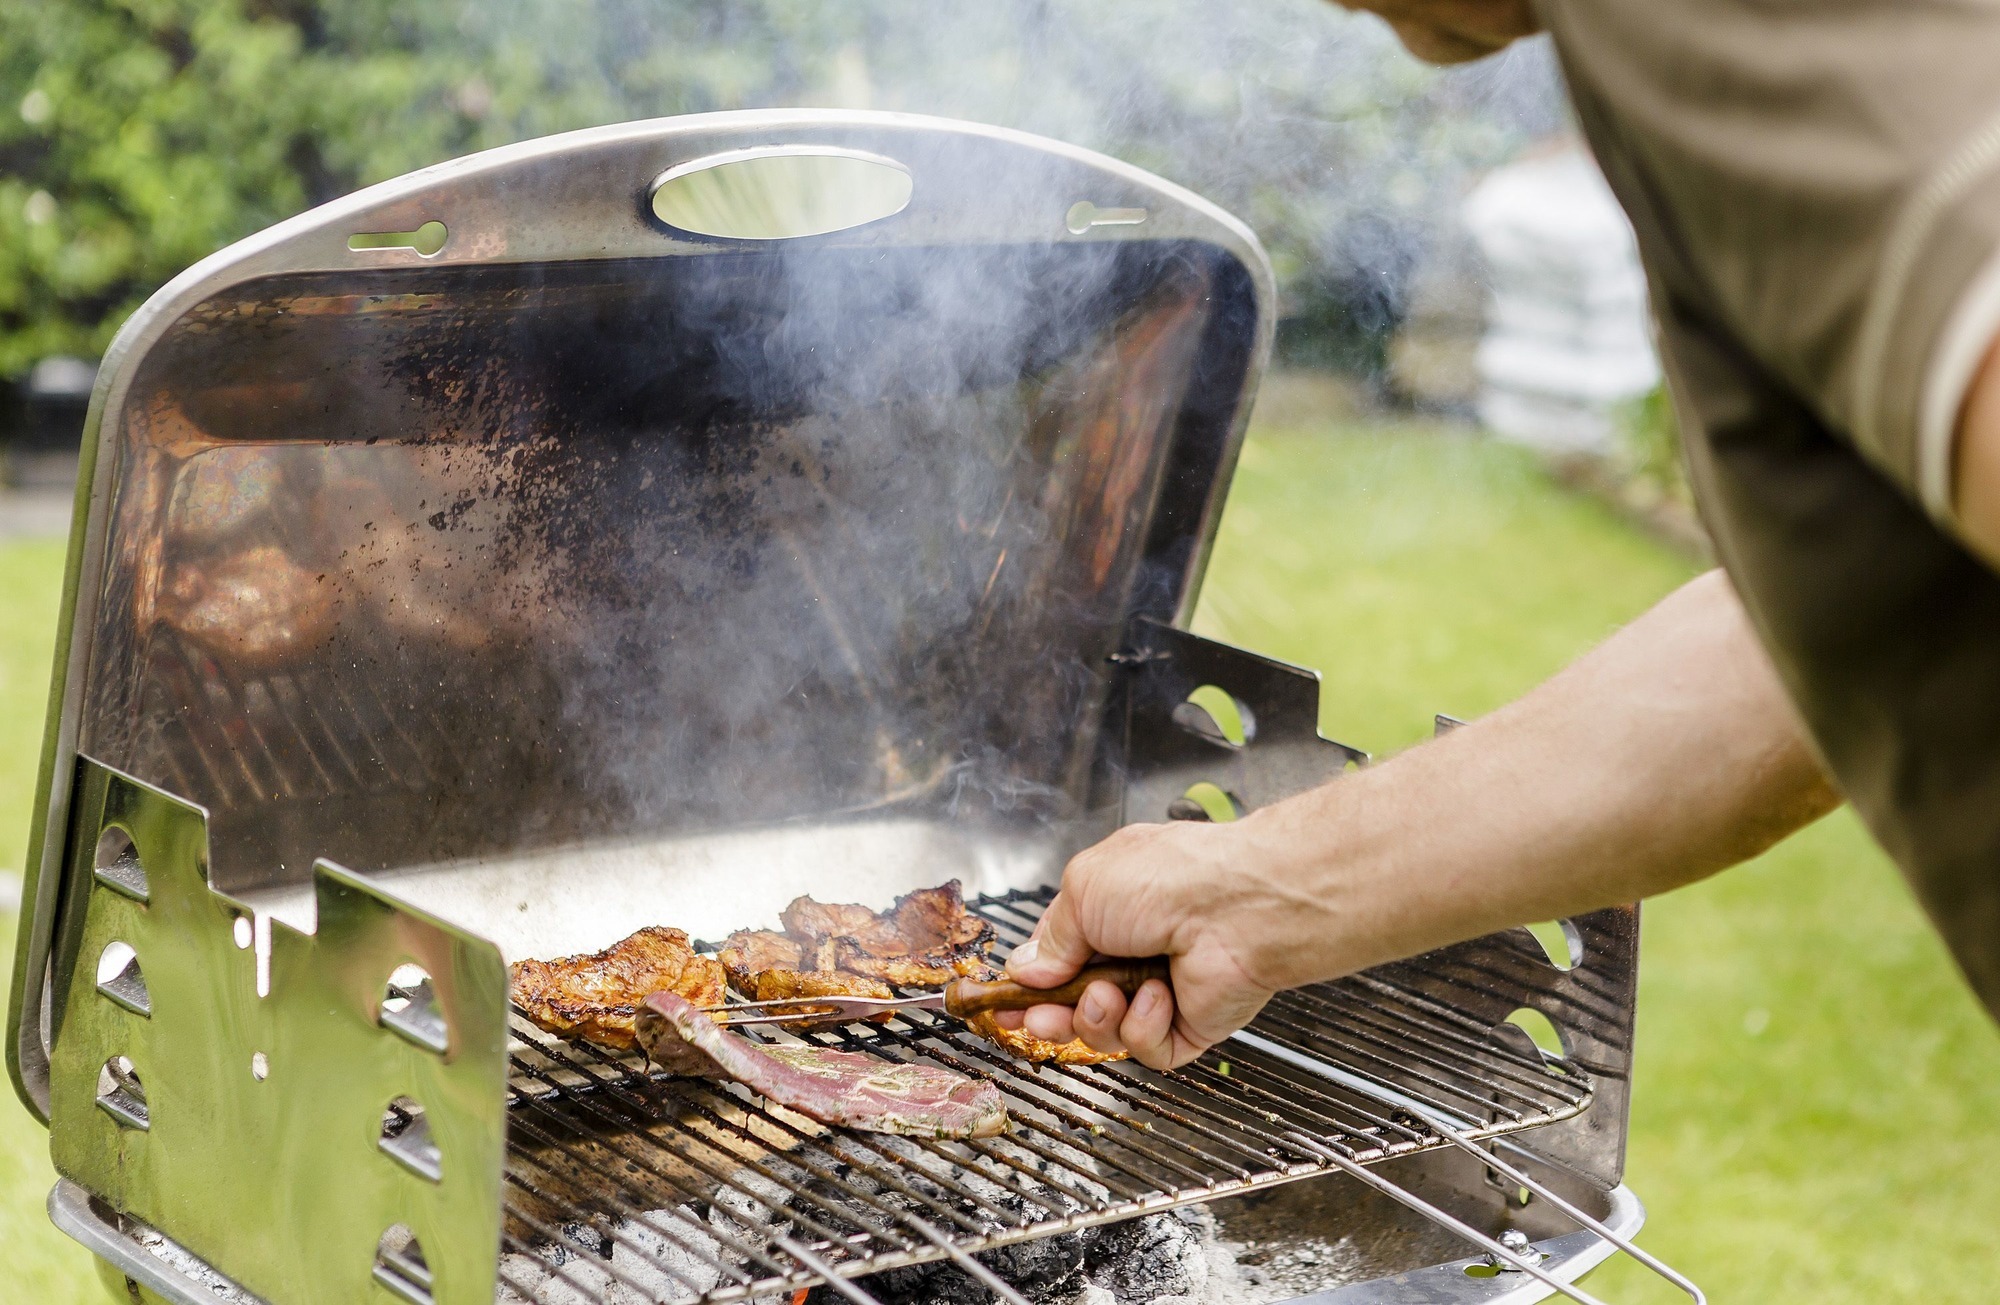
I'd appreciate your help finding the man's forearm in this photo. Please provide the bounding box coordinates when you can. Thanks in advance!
[1008,568,1840,1066]
[1232,569,1841,989]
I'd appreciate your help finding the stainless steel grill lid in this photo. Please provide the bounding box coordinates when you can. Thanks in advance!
[9,112,1694,1305]
[35,111,1269,911]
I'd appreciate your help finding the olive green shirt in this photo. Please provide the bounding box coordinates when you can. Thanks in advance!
[1537,0,2000,1015]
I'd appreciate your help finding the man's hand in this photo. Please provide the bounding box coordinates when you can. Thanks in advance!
[1329,0,1539,64]
[1002,571,1839,1073]
[1001,819,1291,1071]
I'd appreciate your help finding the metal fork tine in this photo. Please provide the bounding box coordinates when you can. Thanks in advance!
[710,1010,836,1029]
[709,994,922,1026]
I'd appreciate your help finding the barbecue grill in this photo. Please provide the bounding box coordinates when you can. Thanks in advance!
[8,112,1697,1305]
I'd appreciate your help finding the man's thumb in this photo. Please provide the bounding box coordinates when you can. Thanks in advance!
[1006,890,1092,988]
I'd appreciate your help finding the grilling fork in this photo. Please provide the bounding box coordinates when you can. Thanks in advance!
[709,957,1171,1028]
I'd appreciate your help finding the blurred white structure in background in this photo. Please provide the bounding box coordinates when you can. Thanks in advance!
[1463,145,1659,452]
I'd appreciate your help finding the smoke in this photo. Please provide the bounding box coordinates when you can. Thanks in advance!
[386,0,1566,332]
[99,3,1569,892]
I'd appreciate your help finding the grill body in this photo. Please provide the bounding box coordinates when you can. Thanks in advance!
[10,113,1643,1305]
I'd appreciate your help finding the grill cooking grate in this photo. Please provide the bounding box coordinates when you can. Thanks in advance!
[484,889,1591,1305]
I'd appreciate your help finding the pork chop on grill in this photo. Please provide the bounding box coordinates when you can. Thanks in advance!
[636,991,1008,1139]
[720,881,995,999]
[779,881,994,987]
[716,929,803,992]
[963,1009,1128,1065]
[509,926,726,1051]
[744,968,895,1006]
[718,929,895,1007]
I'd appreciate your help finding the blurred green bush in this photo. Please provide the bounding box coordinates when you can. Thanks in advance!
[0,0,1558,379]
[1616,382,1692,511]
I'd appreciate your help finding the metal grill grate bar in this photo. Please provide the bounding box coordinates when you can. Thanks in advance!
[492,888,1592,1304]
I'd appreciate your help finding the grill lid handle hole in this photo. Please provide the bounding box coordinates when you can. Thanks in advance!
[380,963,448,1054]
[373,1224,433,1304]
[650,147,913,240]
[379,1095,442,1183]
[95,940,150,1017]
[93,826,148,902]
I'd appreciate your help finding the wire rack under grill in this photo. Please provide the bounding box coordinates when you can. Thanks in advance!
[488,889,1592,1305]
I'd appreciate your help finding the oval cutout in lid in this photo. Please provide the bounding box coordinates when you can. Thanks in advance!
[650,146,913,240]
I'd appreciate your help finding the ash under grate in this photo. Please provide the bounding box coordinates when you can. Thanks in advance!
[495,889,1591,1304]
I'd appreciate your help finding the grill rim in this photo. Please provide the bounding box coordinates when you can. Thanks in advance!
[485,887,1595,1305]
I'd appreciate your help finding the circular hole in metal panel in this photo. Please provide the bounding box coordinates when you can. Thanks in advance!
[96,940,137,986]
[1174,684,1255,748]
[93,826,148,901]
[1521,918,1583,971]
[95,940,151,1017]
[96,1055,148,1130]
[1169,781,1244,823]
[374,1223,430,1301]
[650,147,913,241]
[380,1095,442,1182]
[1498,1006,1570,1068]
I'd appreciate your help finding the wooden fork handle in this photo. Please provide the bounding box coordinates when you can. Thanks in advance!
[943,958,1172,1018]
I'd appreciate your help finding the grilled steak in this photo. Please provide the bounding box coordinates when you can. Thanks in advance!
[722,881,996,997]
[778,898,879,941]
[716,929,803,992]
[509,926,727,1050]
[747,969,894,1005]
[833,948,989,987]
[636,992,1008,1139]
[780,881,994,986]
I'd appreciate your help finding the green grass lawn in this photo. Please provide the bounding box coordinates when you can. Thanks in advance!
[2,420,1998,1301]
[1192,423,2000,1304]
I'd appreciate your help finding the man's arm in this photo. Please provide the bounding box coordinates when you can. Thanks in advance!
[1004,569,1841,1069]
[1329,0,1538,63]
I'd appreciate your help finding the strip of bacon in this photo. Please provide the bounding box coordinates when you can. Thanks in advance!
[636,992,1009,1139]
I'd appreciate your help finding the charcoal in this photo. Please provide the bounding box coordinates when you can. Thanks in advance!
[828,1256,992,1305]
[1081,1217,1150,1269]
[974,1229,1087,1295]
[710,1172,793,1237]
[495,1252,552,1303]
[535,1253,616,1305]
[1084,1214,1208,1303]
[606,1211,725,1302]
[558,1220,613,1259]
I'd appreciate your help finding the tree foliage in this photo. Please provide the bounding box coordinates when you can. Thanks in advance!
[0,0,1560,377]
